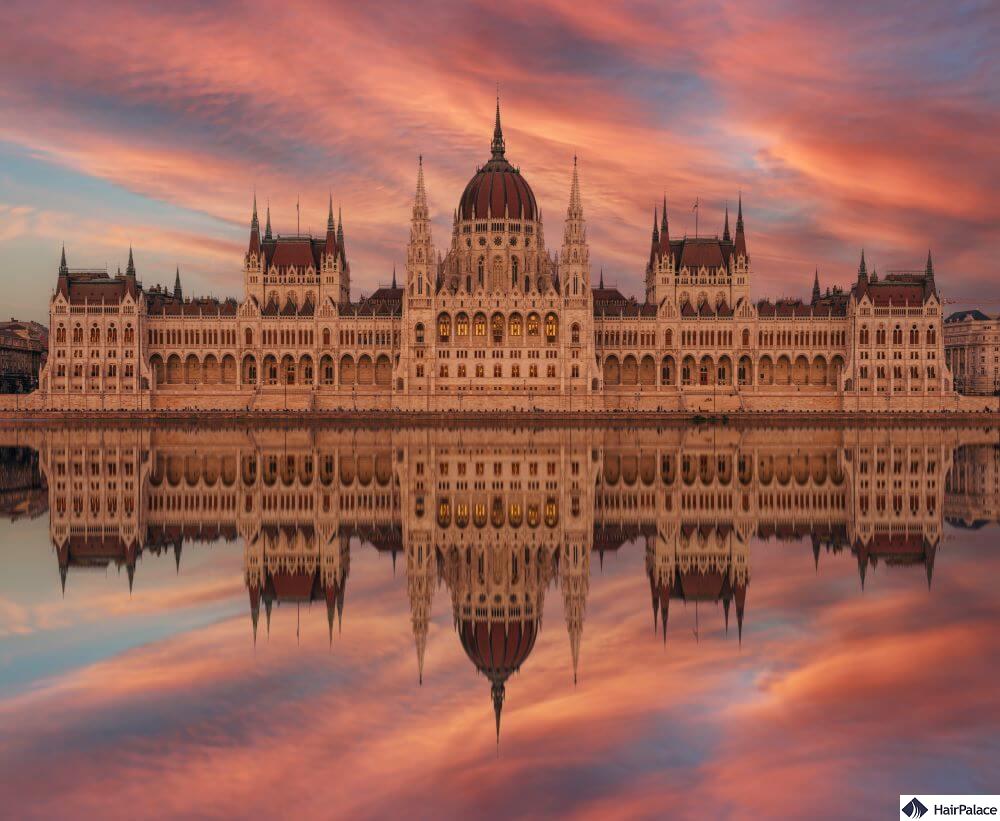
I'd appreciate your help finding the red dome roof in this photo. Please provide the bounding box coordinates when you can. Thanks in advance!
[459,618,538,681]
[458,101,537,221]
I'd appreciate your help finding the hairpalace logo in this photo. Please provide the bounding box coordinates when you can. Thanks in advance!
[900,797,1000,819]
[903,799,930,819]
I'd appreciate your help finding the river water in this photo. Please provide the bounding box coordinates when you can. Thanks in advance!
[0,423,997,819]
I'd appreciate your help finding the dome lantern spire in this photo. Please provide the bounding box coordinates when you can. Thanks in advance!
[491,93,505,160]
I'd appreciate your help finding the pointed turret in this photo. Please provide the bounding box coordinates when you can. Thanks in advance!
[173,266,182,300]
[59,244,68,275]
[264,203,272,241]
[325,194,338,258]
[126,246,136,278]
[659,195,670,254]
[249,195,261,256]
[568,154,582,217]
[722,203,731,242]
[599,267,604,289]
[651,207,660,247]
[492,680,505,744]
[733,193,748,259]
[925,249,936,295]
[857,248,868,287]
[336,207,346,264]
[812,269,821,304]
[490,95,506,160]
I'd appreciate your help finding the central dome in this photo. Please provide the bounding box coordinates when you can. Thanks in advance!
[458,101,537,221]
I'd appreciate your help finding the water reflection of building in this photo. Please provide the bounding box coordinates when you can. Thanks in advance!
[5,425,999,733]
[945,442,1000,528]
[0,445,47,520]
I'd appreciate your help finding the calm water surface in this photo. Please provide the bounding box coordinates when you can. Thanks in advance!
[0,424,997,820]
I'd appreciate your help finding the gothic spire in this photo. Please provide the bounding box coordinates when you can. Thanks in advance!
[174,266,182,300]
[599,267,604,289]
[492,681,505,745]
[733,193,747,259]
[567,154,583,217]
[327,193,335,232]
[249,195,261,255]
[925,249,934,278]
[392,265,397,289]
[490,94,506,160]
[651,207,659,245]
[413,154,429,221]
[59,244,68,275]
[660,195,670,252]
[126,246,136,278]
[722,203,731,242]
[812,269,821,304]
[857,248,868,285]
[264,202,272,240]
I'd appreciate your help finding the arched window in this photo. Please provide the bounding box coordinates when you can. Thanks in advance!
[893,325,903,344]
[910,325,919,345]
[876,327,886,345]
[512,257,519,281]
[90,325,100,344]
[477,256,485,284]
[545,314,558,342]
[456,315,469,336]
[665,329,672,347]
[510,315,522,336]
[322,328,330,346]
[927,325,937,345]
[415,323,425,344]
[107,324,118,344]
[741,328,750,346]
[859,325,869,345]
[571,324,580,344]
[438,315,451,342]
[56,325,66,344]
[245,327,254,346]
[474,315,487,337]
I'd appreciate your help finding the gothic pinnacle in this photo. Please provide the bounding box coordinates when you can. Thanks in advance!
[491,92,505,159]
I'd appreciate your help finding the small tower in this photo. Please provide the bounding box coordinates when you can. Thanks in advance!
[407,540,435,685]
[558,155,590,302]
[173,266,182,300]
[560,540,589,685]
[812,269,821,304]
[244,196,264,301]
[406,155,435,301]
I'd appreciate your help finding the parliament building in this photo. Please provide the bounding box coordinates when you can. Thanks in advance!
[35,104,964,412]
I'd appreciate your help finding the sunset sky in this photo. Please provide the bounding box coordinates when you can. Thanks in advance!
[0,0,997,323]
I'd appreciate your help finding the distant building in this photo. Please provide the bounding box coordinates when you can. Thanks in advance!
[0,319,48,393]
[944,310,1000,395]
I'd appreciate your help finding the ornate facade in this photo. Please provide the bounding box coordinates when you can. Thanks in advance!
[34,104,967,412]
[6,422,994,736]
[944,310,1000,397]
